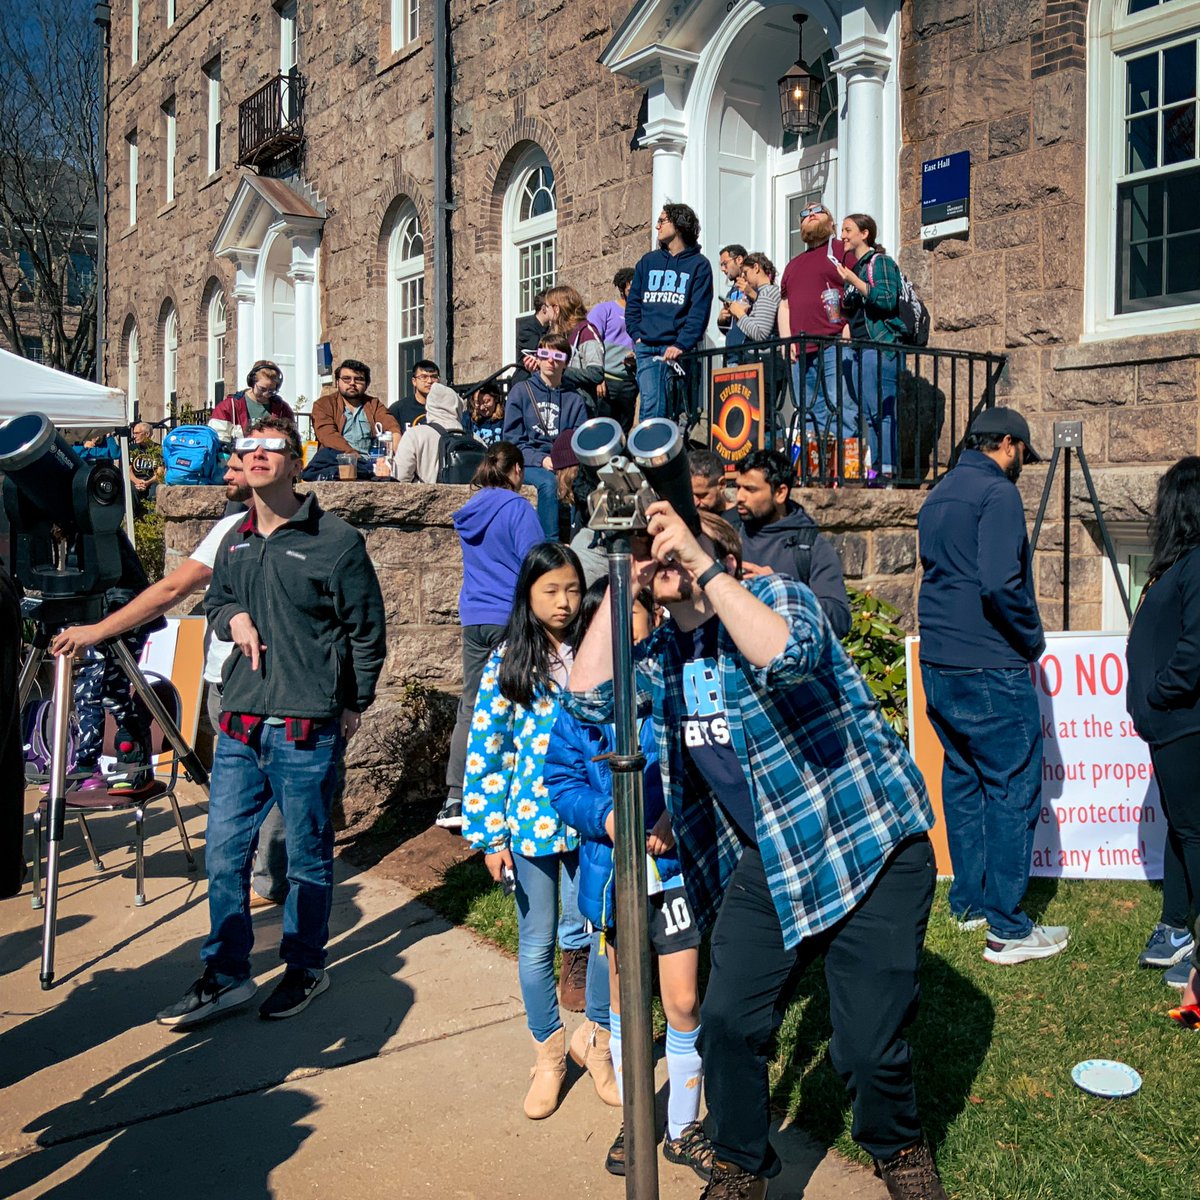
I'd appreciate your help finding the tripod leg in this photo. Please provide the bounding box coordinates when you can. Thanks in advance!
[134,805,146,907]
[1030,446,1061,551]
[77,814,105,871]
[18,645,46,710]
[1077,447,1134,623]
[109,640,210,793]
[168,792,197,869]
[40,652,75,990]
[31,809,43,910]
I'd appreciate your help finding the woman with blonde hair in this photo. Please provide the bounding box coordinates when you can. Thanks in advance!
[544,284,604,410]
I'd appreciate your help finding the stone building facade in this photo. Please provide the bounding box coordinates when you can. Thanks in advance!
[105,0,1200,634]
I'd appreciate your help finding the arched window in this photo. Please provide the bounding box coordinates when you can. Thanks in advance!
[502,147,557,363]
[126,323,140,417]
[386,200,425,406]
[207,290,227,407]
[162,305,178,419]
[1087,0,1200,337]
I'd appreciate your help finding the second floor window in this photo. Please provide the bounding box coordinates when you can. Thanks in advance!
[391,0,418,52]
[127,132,138,226]
[162,97,176,203]
[205,60,221,174]
[131,0,139,64]
[279,1,300,121]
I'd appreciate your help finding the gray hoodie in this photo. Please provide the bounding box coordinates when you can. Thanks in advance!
[394,383,465,483]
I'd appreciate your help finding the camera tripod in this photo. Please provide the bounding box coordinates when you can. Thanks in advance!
[19,595,210,990]
[1029,420,1132,629]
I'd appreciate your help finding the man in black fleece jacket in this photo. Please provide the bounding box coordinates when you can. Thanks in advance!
[158,415,386,1028]
[917,407,1067,967]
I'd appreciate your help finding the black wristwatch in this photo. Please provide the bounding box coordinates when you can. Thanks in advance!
[696,562,727,590]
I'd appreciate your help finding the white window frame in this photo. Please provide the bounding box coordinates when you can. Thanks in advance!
[207,290,227,407]
[1100,522,1154,630]
[390,0,419,52]
[131,0,139,64]
[127,325,140,414]
[205,59,222,175]
[280,1,298,74]
[162,97,176,203]
[127,132,138,226]
[163,306,178,416]
[166,0,175,27]
[501,148,557,364]
[387,201,425,407]
[1085,0,1200,341]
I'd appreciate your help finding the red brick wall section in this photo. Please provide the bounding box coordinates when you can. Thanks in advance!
[1032,0,1087,77]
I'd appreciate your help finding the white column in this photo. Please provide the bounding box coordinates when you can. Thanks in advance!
[831,34,892,221]
[640,56,693,244]
[649,140,686,223]
[288,236,319,416]
[231,252,258,390]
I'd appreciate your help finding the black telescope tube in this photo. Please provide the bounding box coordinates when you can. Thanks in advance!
[626,418,700,535]
[0,414,88,527]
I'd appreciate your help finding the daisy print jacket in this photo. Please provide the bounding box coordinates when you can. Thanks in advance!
[461,646,579,858]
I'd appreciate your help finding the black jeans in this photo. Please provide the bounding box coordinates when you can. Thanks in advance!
[699,836,935,1176]
[444,624,507,800]
[1150,732,1200,968]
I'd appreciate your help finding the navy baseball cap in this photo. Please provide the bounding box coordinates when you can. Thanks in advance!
[969,407,1041,462]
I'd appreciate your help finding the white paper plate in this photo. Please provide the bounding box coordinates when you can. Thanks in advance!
[1070,1059,1142,1098]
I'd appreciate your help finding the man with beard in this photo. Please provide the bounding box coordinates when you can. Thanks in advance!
[625,203,715,422]
[777,204,848,452]
[731,449,850,638]
[917,407,1065,966]
[567,506,945,1200]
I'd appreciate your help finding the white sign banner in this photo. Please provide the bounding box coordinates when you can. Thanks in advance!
[1029,631,1163,880]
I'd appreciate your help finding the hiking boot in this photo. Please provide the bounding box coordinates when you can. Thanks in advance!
[435,798,463,830]
[524,1026,567,1119]
[568,1018,620,1106]
[258,967,330,1019]
[698,1159,767,1199]
[874,1140,948,1200]
[983,924,1069,965]
[1164,958,1195,990]
[156,966,257,1028]
[605,1124,626,1177]
[1139,922,1196,969]
[663,1120,716,1179]
[558,945,590,1012]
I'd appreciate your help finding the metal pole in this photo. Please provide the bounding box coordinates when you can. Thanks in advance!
[94,4,111,387]
[1062,447,1071,631]
[432,0,451,374]
[607,539,659,1200]
[40,652,75,990]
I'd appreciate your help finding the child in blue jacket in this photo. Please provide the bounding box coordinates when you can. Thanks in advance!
[545,581,714,1181]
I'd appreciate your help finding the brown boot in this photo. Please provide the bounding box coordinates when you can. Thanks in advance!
[558,945,589,1012]
[874,1140,948,1200]
[523,1027,567,1119]
[698,1159,768,1199]
[568,1019,621,1106]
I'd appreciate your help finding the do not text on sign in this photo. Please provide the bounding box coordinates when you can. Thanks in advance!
[908,631,1164,881]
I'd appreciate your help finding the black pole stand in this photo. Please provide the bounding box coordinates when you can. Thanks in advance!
[1030,419,1132,629]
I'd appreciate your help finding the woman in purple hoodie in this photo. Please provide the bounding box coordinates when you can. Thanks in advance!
[435,441,546,830]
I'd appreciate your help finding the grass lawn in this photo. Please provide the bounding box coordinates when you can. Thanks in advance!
[420,863,1195,1200]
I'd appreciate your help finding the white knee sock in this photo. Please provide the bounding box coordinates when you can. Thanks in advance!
[610,1010,624,1104]
[665,1023,703,1138]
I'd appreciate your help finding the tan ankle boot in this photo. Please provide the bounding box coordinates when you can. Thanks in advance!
[568,1019,621,1107]
[524,1027,567,1119]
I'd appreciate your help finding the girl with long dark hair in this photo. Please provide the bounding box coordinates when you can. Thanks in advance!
[1126,455,1200,1022]
[462,543,618,1116]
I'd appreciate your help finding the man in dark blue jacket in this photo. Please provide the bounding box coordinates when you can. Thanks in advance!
[917,407,1067,966]
[625,203,715,422]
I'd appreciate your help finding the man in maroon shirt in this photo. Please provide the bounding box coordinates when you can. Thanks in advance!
[777,204,851,453]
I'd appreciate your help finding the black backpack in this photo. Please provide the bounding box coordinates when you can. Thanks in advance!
[866,255,931,347]
[783,528,817,585]
[429,422,488,484]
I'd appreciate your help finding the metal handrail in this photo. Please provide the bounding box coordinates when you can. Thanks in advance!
[238,73,305,167]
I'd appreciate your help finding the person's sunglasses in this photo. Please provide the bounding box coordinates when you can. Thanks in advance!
[536,348,568,363]
[235,436,290,453]
[800,205,828,218]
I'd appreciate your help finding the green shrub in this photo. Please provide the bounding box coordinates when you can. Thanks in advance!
[133,506,165,582]
[844,587,909,736]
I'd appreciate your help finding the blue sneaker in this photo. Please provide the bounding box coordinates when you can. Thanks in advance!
[1139,923,1195,969]
[1164,958,1195,990]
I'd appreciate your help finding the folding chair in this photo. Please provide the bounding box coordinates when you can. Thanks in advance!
[31,673,198,907]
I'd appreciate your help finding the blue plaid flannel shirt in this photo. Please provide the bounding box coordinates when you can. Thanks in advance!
[563,574,933,949]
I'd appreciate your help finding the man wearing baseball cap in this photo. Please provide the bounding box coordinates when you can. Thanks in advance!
[917,407,1068,965]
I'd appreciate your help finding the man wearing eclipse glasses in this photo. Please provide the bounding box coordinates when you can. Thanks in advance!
[158,416,386,1027]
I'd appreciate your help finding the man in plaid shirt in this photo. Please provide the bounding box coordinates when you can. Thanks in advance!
[567,504,945,1200]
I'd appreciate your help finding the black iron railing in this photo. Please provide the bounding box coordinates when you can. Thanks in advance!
[238,73,305,168]
[672,333,1007,487]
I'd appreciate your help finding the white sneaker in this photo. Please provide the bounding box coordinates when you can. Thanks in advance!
[954,915,987,932]
[983,924,1069,965]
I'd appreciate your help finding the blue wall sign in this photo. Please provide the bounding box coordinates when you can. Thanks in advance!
[921,151,971,228]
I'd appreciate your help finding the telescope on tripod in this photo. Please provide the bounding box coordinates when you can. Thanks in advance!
[0,413,209,989]
[570,414,700,1200]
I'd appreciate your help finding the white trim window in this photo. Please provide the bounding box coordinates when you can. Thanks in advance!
[205,59,222,175]
[1101,523,1154,630]
[207,290,227,407]
[131,0,140,64]
[502,148,557,363]
[387,201,425,406]
[162,96,176,204]
[280,0,300,121]
[127,325,140,415]
[391,0,418,52]
[166,0,175,27]
[127,131,138,226]
[1087,0,1200,339]
[163,306,178,418]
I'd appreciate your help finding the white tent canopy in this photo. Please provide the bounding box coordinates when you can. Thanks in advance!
[0,347,126,428]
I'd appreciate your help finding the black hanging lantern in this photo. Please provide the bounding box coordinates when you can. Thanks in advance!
[778,14,820,136]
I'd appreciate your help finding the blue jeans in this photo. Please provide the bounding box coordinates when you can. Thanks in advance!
[512,850,610,1041]
[634,343,670,421]
[523,465,560,539]
[202,721,343,983]
[920,665,1042,940]
[849,347,901,476]
[792,344,852,440]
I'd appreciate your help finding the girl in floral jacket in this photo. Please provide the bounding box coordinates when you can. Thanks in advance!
[462,542,617,1120]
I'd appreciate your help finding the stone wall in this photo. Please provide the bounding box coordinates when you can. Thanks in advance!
[899,0,1199,627]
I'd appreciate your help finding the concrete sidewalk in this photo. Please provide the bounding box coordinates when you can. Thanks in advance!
[0,787,885,1199]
